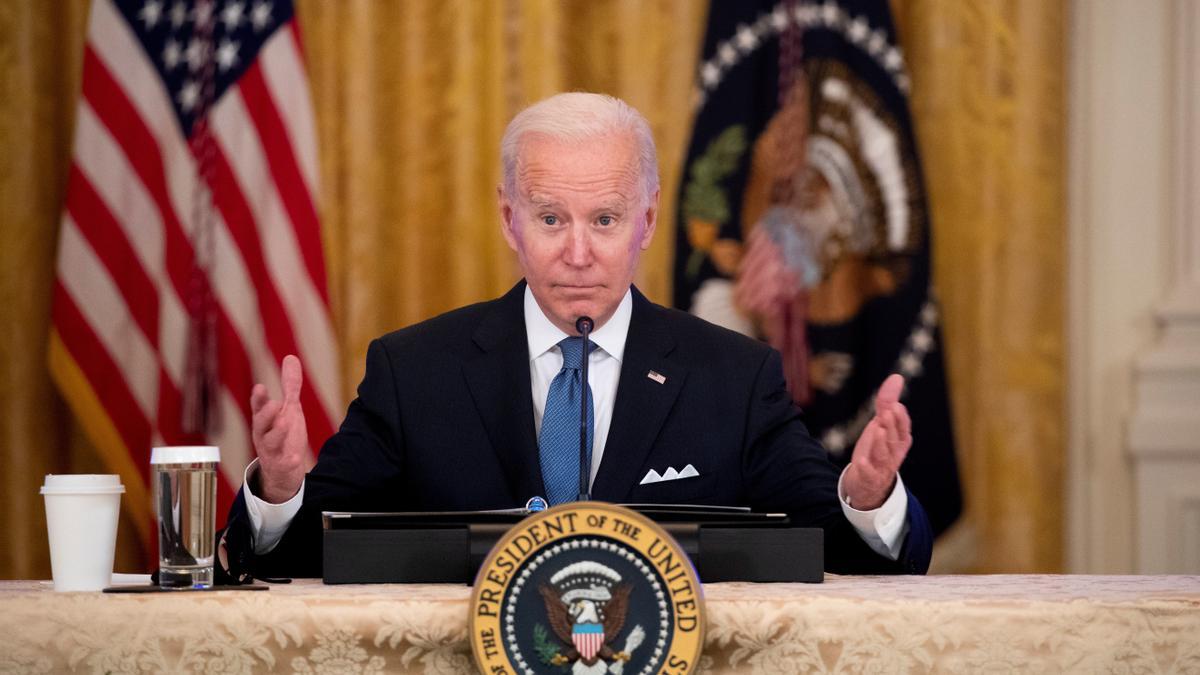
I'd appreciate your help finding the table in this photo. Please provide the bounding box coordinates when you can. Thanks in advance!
[1,575,1198,673]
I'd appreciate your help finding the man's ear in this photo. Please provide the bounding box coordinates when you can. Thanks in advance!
[639,188,661,250]
[498,184,519,251]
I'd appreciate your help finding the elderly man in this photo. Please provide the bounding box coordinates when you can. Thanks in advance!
[221,92,932,579]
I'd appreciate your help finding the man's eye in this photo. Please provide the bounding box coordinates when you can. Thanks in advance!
[541,215,558,226]
[597,215,614,227]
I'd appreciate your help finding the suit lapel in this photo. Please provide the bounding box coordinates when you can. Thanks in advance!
[461,282,545,504]
[591,288,687,502]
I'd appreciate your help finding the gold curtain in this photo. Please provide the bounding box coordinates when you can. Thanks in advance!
[296,0,707,395]
[0,0,1063,578]
[893,0,1067,572]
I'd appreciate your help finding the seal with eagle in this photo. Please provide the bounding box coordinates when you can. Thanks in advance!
[537,561,645,673]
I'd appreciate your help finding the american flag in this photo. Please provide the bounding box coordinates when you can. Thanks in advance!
[48,0,340,551]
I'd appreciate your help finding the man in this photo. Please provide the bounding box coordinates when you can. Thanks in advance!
[220,93,932,580]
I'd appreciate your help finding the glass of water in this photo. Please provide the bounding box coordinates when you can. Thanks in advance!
[151,446,219,588]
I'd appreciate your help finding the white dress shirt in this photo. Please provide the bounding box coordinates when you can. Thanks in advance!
[244,286,909,559]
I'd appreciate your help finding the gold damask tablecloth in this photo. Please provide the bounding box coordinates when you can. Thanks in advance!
[1,575,1198,674]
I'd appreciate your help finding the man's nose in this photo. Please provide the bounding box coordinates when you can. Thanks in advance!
[562,225,593,266]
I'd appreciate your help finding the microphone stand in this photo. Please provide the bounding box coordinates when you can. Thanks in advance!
[575,316,593,502]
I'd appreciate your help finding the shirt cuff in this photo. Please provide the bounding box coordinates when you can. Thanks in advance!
[242,458,305,555]
[837,467,910,561]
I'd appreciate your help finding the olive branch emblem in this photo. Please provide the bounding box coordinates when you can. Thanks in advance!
[682,124,748,280]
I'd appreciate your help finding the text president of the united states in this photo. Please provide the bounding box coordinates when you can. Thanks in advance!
[218,92,933,580]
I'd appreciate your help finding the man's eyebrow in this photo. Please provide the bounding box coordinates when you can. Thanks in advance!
[595,201,629,213]
[527,194,561,209]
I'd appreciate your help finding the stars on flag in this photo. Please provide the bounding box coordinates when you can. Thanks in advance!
[251,1,272,31]
[216,39,240,71]
[162,38,182,69]
[169,1,187,29]
[177,78,200,112]
[138,0,163,28]
[122,0,288,133]
[190,0,214,27]
[220,1,244,30]
[184,35,209,71]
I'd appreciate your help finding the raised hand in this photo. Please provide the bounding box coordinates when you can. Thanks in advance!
[843,374,912,510]
[249,355,314,503]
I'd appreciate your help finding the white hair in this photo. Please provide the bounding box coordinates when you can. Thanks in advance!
[500,92,660,204]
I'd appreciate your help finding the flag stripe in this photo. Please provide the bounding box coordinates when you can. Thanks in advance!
[203,143,335,447]
[81,46,194,291]
[64,166,160,348]
[240,60,326,302]
[216,310,257,443]
[209,88,340,424]
[57,220,160,420]
[64,169,191,449]
[85,1,200,239]
[260,25,320,202]
[53,281,153,482]
[211,216,285,402]
[71,100,194,381]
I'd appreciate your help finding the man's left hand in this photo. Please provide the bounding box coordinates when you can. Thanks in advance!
[843,374,912,510]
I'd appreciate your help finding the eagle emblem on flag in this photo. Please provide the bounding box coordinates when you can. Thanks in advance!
[537,562,643,669]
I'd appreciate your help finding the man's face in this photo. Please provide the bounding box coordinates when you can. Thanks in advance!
[499,131,658,334]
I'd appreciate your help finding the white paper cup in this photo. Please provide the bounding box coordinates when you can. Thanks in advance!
[41,474,125,592]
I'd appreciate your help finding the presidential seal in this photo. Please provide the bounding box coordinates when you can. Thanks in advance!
[470,503,704,675]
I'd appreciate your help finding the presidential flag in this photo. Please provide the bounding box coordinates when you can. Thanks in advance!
[49,0,340,549]
[673,0,962,535]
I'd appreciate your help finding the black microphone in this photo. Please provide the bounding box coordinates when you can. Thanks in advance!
[575,316,593,502]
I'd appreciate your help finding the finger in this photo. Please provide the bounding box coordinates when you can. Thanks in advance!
[281,355,303,405]
[865,410,890,460]
[852,420,881,470]
[261,424,289,456]
[894,402,911,438]
[881,410,910,470]
[876,373,904,409]
[253,399,283,440]
[883,409,901,452]
[250,383,270,414]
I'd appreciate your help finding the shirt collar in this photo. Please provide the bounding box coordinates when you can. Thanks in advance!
[524,284,631,363]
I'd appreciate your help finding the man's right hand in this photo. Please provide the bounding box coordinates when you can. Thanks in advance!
[249,355,314,504]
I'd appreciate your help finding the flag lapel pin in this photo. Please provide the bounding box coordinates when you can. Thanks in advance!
[647,370,666,384]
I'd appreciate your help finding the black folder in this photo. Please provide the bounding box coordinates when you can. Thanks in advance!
[321,504,823,584]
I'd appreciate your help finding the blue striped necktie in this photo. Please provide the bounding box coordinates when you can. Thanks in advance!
[539,337,595,505]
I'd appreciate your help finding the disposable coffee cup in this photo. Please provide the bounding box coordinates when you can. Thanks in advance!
[151,446,219,588]
[40,474,125,592]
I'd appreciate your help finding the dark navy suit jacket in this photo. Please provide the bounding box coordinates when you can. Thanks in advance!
[222,282,932,578]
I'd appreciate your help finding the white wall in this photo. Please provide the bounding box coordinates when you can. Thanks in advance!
[1068,0,1200,573]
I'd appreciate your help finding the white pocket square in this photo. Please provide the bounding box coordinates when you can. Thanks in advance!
[639,464,700,485]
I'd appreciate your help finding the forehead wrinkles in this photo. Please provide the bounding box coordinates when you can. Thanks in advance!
[514,134,644,202]
[527,191,633,212]
[517,161,640,192]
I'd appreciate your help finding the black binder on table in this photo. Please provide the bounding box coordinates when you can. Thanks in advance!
[321,504,823,584]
